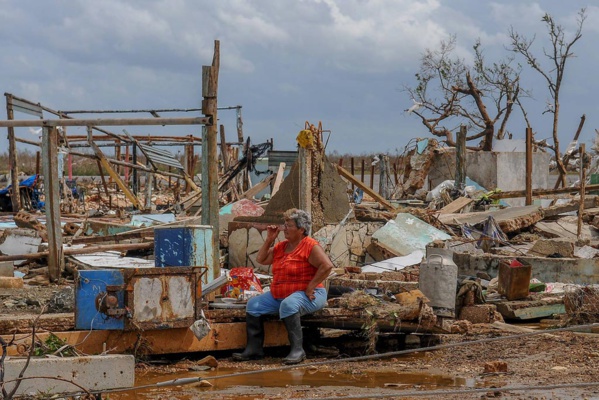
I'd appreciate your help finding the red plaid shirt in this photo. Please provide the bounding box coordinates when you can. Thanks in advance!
[270,236,324,299]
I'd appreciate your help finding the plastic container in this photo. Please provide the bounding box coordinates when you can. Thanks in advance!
[419,248,458,317]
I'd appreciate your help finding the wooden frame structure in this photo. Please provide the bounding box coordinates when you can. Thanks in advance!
[1,40,223,283]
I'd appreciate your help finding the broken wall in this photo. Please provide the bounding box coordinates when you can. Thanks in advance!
[428,149,551,206]
[227,221,384,269]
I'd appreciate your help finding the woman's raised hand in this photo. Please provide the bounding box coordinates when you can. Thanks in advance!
[265,224,280,242]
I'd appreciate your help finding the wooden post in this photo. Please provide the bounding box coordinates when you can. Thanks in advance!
[578,143,586,240]
[236,106,244,144]
[115,139,121,180]
[6,94,21,212]
[369,164,374,189]
[35,151,41,176]
[42,127,64,282]
[201,40,220,282]
[298,146,312,213]
[68,153,73,181]
[219,124,229,172]
[132,144,138,195]
[454,125,467,191]
[124,145,130,183]
[350,157,355,193]
[361,159,365,185]
[379,154,389,199]
[525,127,533,206]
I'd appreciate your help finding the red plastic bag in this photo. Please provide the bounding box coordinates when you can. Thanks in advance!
[221,267,263,299]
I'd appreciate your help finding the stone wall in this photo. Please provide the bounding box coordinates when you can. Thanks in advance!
[227,221,385,271]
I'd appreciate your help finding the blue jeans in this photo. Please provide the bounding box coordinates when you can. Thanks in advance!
[246,288,327,319]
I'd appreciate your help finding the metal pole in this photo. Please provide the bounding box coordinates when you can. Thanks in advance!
[42,127,64,281]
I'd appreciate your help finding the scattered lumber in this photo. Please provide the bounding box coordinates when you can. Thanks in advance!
[438,196,473,214]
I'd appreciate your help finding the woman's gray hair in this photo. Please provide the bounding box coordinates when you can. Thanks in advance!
[284,208,312,236]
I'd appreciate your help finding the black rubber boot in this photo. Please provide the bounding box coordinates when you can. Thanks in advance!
[232,314,264,361]
[282,312,306,365]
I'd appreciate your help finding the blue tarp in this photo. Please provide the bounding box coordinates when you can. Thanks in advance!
[0,174,38,195]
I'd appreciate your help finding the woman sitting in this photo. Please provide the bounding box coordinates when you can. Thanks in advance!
[232,208,333,364]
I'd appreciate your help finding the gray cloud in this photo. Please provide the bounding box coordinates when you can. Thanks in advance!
[0,0,597,156]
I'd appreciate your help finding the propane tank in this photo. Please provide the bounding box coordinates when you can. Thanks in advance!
[418,248,458,318]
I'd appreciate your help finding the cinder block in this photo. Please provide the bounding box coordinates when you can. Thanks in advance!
[0,277,23,288]
[3,355,135,396]
[0,261,13,277]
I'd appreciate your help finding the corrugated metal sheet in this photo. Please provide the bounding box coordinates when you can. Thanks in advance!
[139,143,184,170]
[268,150,297,167]
[11,98,43,118]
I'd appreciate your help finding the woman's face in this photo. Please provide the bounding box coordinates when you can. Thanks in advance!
[282,219,303,240]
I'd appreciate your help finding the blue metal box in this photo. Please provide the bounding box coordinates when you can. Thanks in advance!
[154,225,215,283]
[75,267,205,331]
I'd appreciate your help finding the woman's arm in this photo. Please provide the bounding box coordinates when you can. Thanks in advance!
[305,244,334,300]
[256,225,279,265]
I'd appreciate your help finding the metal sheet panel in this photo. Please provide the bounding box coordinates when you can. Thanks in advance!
[11,98,43,118]
[154,225,215,284]
[75,270,125,330]
[268,150,297,167]
[139,143,184,169]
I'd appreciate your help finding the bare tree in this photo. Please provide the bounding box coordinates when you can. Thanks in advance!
[509,8,587,188]
[405,36,525,150]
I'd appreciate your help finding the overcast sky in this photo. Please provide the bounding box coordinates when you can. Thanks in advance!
[1,0,598,156]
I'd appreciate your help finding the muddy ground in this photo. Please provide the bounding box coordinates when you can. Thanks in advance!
[3,285,599,399]
[124,328,599,400]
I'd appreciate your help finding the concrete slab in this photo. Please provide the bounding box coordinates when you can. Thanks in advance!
[438,205,543,233]
[0,228,42,256]
[372,213,451,256]
[3,354,134,396]
[0,260,13,276]
[454,252,599,285]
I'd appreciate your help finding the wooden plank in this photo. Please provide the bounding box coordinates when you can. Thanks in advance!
[271,162,286,197]
[438,196,474,214]
[42,126,64,281]
[2,321,288,356]
[88,127,143,210]
[336,164,396,211]
[6,93,21,212]
[201,41,221,282]
[240,173,275,199]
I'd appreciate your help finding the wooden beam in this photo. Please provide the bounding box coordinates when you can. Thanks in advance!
[271,162,286,197]
[438,196,474,214]
[88,127,143,210]
[241,173,276,199]
[2,321,289,356]
[454,125,466,191]
[491,184,599,199]
[299,146,311,213]
[6,93,21,212]
[578,143,586,239]
[336,164,396,211]
[0,116,211,128]
[526,127,533,205]
[0,242,153,262]
[201,40,221,282]
[41,127,64,281]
